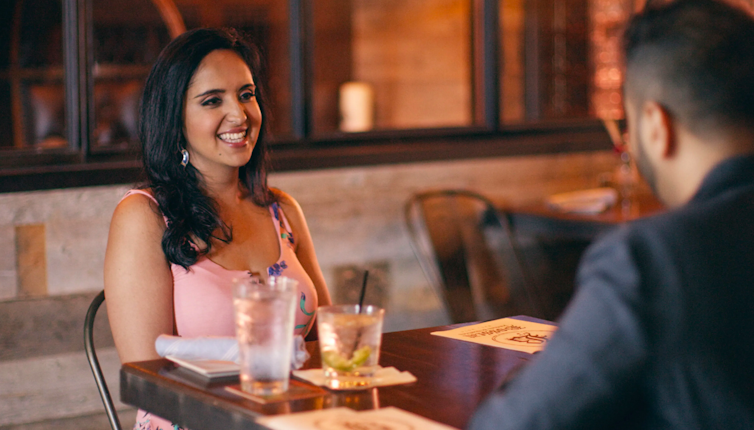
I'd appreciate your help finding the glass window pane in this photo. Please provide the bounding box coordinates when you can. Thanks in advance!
[212,2,292,141]
[91,0,291,148]
[1,0,67,151]
[499,0,526,124]
[501,0,680,125]
[312,0,473,134]
[92,0,172,149]
[500,0,592,125]
[588,0,753,122]
[590,0,633,121]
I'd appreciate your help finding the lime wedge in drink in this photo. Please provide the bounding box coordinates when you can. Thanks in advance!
[350,346,371,366]
[322,346,372,372]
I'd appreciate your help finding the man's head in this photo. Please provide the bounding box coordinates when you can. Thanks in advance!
[622,0,754,206]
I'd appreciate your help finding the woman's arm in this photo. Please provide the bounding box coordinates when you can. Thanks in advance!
[104,193,175,364]
[275,191,332,308]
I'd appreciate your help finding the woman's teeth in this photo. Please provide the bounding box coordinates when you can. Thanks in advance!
[218,130,247,143]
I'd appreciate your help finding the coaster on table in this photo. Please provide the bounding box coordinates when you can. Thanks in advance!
[225,379,327,404]
[292,366,416,390]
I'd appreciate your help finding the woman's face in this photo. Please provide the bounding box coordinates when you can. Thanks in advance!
[183,49,262,175]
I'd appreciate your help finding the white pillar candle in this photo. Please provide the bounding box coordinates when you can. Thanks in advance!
[339,81,375,132]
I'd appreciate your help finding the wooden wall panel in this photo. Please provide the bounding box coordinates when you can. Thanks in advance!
[0,292,114,362]
[15,224,47,297]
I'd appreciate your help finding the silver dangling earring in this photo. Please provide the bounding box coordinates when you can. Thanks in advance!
[180,149,189,167]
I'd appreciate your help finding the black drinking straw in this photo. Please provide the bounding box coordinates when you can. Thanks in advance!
[357,270,369,313]
[351,270,369,355]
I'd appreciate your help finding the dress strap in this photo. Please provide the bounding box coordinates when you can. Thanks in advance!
[269,203,295,248]
[121,189,169,227]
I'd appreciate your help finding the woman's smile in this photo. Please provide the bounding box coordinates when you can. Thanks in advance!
[218,128,248,146]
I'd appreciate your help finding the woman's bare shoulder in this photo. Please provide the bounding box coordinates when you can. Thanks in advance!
[270,188,305,219]
[111,188,165,232]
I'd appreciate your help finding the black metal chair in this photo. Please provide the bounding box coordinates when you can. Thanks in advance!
[404,189,542,323]
[84,290,123,430]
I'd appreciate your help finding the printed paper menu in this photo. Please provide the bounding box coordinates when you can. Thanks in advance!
[431,317,557,354]
[258,406,459,430]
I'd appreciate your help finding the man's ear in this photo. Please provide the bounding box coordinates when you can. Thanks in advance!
[642,101,676,159]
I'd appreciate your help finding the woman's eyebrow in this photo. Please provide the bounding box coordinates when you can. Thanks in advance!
[193,84,255,98]
[193,89,225,99]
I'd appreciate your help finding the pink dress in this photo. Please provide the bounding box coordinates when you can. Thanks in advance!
[123,190,318,430]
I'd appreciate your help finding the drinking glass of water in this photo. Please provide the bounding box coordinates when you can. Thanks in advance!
[233,276,297,396]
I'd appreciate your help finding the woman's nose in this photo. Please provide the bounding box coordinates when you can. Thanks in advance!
[226,100,247,124]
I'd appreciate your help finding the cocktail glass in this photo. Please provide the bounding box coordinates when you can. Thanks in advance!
[317,304,385,389]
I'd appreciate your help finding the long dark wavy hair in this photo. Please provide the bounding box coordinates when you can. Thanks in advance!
[139,28,276,269]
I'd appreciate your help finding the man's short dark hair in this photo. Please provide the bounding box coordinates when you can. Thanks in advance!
[623,0,754,138]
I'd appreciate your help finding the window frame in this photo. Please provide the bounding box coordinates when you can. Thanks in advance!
[0,0,612,193]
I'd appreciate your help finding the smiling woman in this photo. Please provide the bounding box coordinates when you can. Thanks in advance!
[103,28,332,430]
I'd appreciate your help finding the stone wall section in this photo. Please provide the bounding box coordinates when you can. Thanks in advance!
[0,151,620,426]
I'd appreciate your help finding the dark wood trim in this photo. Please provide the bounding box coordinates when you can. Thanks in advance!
[82,0,94,160]
[289,0,308,139]
[524,0,541,121]
[472,0,499,128]
[63,0,81,153]
[0,121,612,193]
[270,125,610,171]
[0,160,144,193]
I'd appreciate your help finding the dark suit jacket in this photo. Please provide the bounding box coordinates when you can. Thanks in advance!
[468,154,754,430]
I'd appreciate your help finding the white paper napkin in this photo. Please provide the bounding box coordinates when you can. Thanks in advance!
[155,334,310,370]
[156,335,238,362]
[292,366,416,388]
[546,187,618,214]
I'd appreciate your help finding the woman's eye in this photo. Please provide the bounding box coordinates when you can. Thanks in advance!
[201,97,221,107]
[240,90,256,102]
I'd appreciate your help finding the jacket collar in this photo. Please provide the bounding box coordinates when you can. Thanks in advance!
[690,153,754,204]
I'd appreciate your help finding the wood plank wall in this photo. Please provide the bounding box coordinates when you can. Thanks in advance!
[0,293,132,426]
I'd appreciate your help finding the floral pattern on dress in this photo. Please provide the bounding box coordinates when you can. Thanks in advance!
[268,260,288,277]
[294,292,315,331]
[133,411,185,430]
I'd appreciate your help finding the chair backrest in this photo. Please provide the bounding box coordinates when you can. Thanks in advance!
[84,290,123,430]
[404,189,541,323]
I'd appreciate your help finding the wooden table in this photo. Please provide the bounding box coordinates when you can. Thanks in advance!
[508,192,665,240]
[504,193,664,320]
[120,324,535,430]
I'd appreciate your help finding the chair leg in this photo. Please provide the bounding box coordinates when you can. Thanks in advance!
[84,290,123,430]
